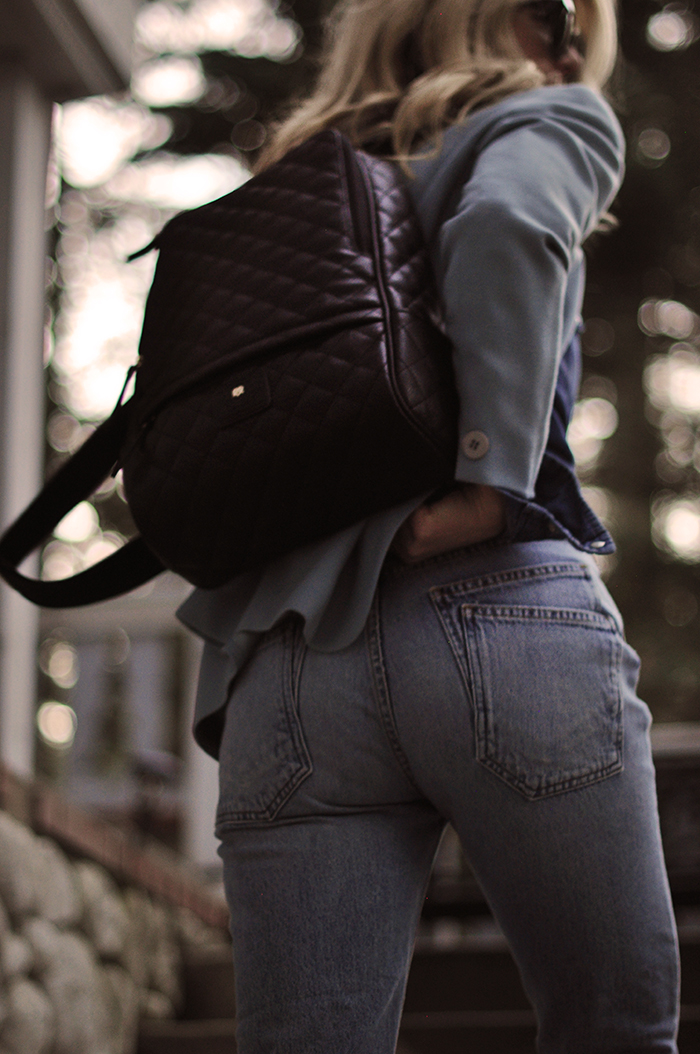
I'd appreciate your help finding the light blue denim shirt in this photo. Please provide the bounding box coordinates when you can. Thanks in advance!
[178,84,625,757]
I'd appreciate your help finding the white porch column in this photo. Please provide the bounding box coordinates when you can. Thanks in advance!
[0,66,52,776]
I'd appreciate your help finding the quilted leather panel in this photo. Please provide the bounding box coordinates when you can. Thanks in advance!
[361,152,458,441]
[123,129,458,587]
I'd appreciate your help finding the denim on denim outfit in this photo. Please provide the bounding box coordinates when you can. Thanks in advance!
[217,543,679,1053]
[179,84,680,1051]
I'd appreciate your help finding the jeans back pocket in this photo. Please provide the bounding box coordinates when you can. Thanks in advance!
[216,620,311,830]
[462,602,623,799]
[431,562,625,801]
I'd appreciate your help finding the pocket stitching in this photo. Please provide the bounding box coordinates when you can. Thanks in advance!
[216,623,312,827]
[430,562,589,604]
[461,604,613,627]
[462,604,623,801]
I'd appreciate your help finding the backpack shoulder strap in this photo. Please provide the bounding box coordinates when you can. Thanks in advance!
[0,401,164,608]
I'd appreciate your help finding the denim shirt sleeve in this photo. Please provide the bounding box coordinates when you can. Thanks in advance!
[411,85,625,501]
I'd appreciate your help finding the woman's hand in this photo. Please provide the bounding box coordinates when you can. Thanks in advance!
[391,484,506,564]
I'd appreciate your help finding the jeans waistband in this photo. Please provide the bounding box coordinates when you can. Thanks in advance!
[380,538,599,591]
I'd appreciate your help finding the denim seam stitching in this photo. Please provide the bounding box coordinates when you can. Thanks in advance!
[216,622,313,827]
[461,605,613,626]
[429,593,476,708]
[366,593,423,794]
[463,608,624,801]
[429,562,588,604]
[610,626,625,758]
[478,756,624,800]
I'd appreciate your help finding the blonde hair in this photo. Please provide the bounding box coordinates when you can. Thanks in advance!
[259,0,618,169]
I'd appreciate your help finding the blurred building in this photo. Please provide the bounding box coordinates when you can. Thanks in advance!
[0,0,142,773]
[0,0,218,863]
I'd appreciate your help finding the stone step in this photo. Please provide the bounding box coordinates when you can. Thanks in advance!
[179,937,531,1022]
[399,1013,536,1054]
[137,1014,536,1054]
[137,1010,700,1054]
[138,920,700,1053]
[399,1012,700,1054]
[179,920,700,1021]
[137,1013,537,1054]
[404,939,530,1015]
[182,947,237,1021]
[138,1018,236,1054]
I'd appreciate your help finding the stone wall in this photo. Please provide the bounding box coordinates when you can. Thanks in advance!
[0,764,230,1054]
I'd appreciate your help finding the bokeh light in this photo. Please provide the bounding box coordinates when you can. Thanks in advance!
[51,159,247,420]
[52,206,160,419]
[47,412,95,453]
[230,119,267,152]
[652,495,700,561]
[645,345,700,416]
[104,153,248,209]
[644,344,700,494]
[636,128,671,167]
[37,702,77,749]
[57,99,171,188]
[39,641,79,690]
[131,55,206,107]
[638,299,698,341]
[54,501,99,544]
[42,541,80,582]
[83,532,126,567]
[567,397,618,470]
[41,529,127,581]
[647,6,697,51]
[134,0,299,58]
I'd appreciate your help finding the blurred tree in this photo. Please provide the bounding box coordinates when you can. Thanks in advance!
[580,0,700,721]
[134,0,333,161]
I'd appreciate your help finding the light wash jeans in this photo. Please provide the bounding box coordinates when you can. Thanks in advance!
[215,540,680,1053]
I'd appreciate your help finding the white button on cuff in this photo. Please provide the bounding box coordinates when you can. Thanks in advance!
[461,430,490,460]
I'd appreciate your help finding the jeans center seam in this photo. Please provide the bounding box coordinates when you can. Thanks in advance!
[366,594,423,794]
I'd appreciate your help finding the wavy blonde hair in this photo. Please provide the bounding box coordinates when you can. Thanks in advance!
[258,0,617,170]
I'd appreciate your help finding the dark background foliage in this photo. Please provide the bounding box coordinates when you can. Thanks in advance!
[582,1,700,720]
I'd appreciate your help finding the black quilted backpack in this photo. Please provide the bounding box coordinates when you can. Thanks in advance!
[0,129,458,608]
